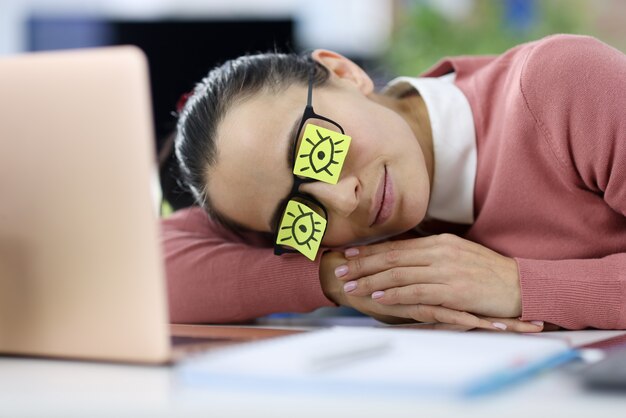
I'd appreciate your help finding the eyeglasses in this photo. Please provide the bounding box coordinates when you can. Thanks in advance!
[273,70,352,261]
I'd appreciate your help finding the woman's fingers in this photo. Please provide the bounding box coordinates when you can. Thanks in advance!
[381,304,506,331]
[337,234,481,284]
[389,305,545,333]
[479,316,545,333]
[345,236,439,258]
[370,284,449,306]
[394,323,476,332]
[344,234,490,260]
[337,249,433,282]
[346,289,541,333]
[342,266,439,296]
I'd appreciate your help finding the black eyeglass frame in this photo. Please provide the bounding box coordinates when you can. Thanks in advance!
[273,70,346,257]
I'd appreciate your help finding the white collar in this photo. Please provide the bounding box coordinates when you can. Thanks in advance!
[383,74,477,224]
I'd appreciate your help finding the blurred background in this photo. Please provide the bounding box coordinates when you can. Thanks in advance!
[1,0,624,211]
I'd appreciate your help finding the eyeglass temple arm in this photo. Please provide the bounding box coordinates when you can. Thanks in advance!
[307,68,314,106]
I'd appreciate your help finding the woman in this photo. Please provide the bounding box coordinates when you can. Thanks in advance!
[162,34,626,331]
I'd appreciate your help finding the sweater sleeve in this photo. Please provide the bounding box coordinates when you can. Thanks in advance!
[159,207,334,323]
[516,35,626,329]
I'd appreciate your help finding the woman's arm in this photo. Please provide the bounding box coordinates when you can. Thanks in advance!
[160,207,333,323]
[516,255,626,329]
[514,35,626,329]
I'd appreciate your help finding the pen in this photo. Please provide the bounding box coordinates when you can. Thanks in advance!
[306,340,391,372]
[463,349,581,397]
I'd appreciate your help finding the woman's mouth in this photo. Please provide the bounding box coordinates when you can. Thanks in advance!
[370,165,394,226]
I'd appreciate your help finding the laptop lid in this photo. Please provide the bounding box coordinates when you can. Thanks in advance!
[0,46,170,363]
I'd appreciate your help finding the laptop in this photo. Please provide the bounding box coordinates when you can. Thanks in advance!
[0,46,296,364]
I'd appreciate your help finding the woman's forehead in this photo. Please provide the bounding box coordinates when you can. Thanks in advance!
[217,90,301,164]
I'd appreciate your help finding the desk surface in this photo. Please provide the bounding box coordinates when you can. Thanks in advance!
[1,324,626,418]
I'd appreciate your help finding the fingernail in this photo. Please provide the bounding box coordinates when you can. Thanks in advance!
[343,281,357,293]
[345,248,359,258]
[334,265,349,278]
[531,321,544,327]
[492,322,507,331]
[371,291,385,299]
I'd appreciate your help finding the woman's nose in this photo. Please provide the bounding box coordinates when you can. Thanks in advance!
[299,175,360,218]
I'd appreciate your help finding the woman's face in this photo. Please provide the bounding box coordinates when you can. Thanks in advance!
[207,57,430,248]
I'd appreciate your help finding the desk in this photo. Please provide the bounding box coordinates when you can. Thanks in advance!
[1,325,626,418]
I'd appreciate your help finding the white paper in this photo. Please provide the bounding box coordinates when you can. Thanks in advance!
[178,327,571,396]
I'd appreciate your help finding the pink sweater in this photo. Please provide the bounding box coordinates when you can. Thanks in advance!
[161,35,626,329]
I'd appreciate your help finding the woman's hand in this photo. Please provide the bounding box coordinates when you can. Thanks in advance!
[335,234,524,319]
[320,248,542,332]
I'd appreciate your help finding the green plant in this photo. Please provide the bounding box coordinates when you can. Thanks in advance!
[387,0,590,76]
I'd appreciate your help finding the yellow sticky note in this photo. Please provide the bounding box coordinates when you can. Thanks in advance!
[293,123,351,185]
[276,200,327,261]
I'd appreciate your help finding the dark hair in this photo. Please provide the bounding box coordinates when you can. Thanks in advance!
[174,51,330,231]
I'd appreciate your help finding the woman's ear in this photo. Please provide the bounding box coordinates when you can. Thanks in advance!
[311,49,374,95]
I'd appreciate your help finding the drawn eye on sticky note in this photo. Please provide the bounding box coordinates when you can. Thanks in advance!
[276,200,327,261]
[293,123,351,185]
